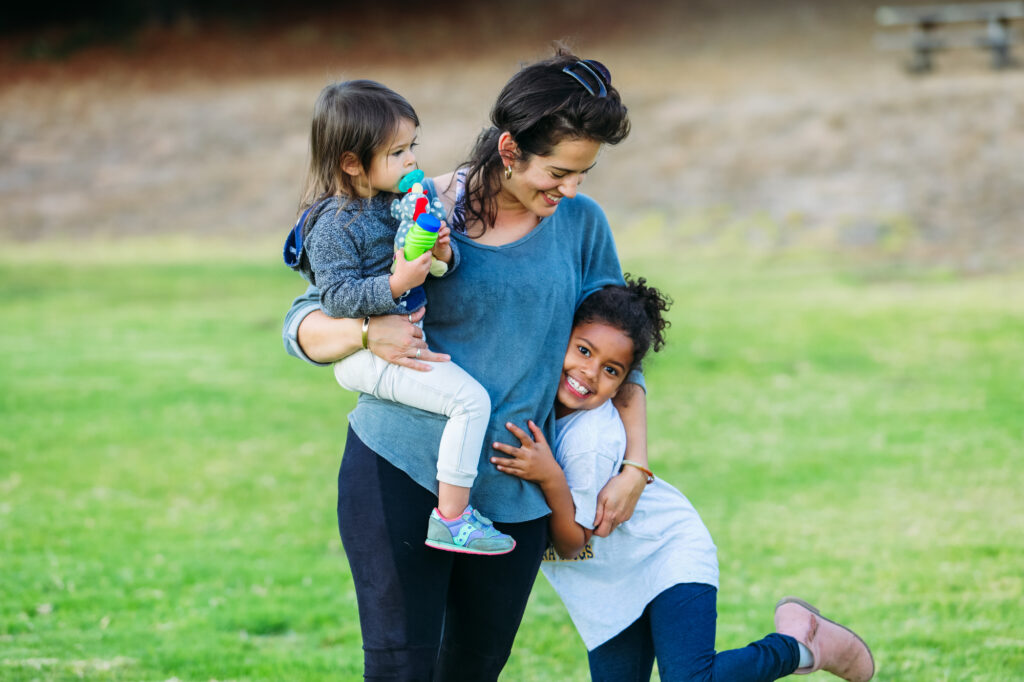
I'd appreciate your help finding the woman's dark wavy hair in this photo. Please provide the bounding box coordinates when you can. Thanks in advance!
[573,275,672,370]
[299,80,418,213]
[459,46,630,235]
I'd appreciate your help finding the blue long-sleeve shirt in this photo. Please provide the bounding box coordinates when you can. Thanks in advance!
[283,186,637,523]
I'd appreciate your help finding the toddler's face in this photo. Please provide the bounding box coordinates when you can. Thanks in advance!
[365,117,419,195]
[555,321,634,417]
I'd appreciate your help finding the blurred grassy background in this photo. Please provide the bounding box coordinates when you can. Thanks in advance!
[2,249,1022,680]
[2,2,1023,680]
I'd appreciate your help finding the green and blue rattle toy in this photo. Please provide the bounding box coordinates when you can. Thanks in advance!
[391,169,449,275]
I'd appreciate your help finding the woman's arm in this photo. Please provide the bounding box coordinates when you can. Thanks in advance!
[572,203,650,535]
[284,287,449,370]
[429,171,458,215]
[490,421,591,559]
[592,382,649,537]
[294,310,364,364]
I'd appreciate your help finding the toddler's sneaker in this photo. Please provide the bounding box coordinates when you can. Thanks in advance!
[425,505,516,556]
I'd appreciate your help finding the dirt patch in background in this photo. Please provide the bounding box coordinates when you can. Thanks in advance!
[2,0,1022,270]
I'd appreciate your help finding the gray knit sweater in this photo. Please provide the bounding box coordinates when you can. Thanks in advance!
[296,195,457,318]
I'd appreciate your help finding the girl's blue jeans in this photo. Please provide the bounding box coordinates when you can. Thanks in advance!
[587,583,800,682]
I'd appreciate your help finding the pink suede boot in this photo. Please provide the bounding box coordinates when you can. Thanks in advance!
[774,597,875,682]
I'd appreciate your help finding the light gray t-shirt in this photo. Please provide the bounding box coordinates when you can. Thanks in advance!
[541,400,720,650]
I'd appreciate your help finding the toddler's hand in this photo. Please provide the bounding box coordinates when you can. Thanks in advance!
[390,249,433,298]
[431,222,453,265]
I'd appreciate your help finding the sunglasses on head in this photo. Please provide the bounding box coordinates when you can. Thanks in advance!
[562,59,611,98]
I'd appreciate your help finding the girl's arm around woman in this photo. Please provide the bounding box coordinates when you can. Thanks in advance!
[491,420,591,559]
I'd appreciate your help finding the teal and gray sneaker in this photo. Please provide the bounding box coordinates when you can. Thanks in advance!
[425,506,516,556]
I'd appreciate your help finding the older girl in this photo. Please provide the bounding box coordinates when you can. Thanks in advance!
[492,279,875,682]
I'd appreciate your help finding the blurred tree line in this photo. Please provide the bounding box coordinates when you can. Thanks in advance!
[3,1,344,31]
[2,0,415,60]
[4,0,447,33]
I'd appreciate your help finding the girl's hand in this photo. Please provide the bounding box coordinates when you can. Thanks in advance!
[591,465,646,536]
[490,420,561,485]
[431,222,453,265]
[390,249,433,297]
[369,308,450,371]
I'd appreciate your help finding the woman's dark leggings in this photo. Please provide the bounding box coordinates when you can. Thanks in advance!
[337,427,549,681]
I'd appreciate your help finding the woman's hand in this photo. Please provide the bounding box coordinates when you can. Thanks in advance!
[369,308,450,371]
[591,465,647,537]
[432,222,453,265]
[490,420,561,486]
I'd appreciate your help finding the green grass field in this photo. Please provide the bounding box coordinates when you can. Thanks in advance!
[2,244,1022,681]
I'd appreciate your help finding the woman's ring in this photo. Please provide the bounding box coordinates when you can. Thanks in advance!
[416,348,422,359]
[408,314,413,323]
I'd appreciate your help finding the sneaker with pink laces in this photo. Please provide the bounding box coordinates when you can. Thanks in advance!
[425,505,516,556]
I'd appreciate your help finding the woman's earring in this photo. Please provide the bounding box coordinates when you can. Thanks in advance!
[504,165,513,180]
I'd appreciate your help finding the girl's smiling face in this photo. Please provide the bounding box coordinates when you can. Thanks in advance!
[555,321,635,418]
[500,136,601,219]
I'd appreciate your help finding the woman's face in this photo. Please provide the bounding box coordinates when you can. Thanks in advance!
[503,137,601,219]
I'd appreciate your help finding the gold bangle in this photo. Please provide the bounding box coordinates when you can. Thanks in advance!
[620,460,654,484]
[361,316,370,350]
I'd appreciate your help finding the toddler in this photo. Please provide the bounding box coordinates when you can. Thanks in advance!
[284,80,514,556]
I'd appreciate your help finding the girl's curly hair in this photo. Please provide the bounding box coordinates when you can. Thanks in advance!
[573,274,672,369]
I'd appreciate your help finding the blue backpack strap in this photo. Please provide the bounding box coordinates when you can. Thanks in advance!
[283,198,329,269]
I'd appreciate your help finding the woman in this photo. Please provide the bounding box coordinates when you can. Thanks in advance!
[282,50,648,680]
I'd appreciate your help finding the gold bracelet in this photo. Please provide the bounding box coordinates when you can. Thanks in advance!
[361,316,370,350]
[620,460,655,484]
